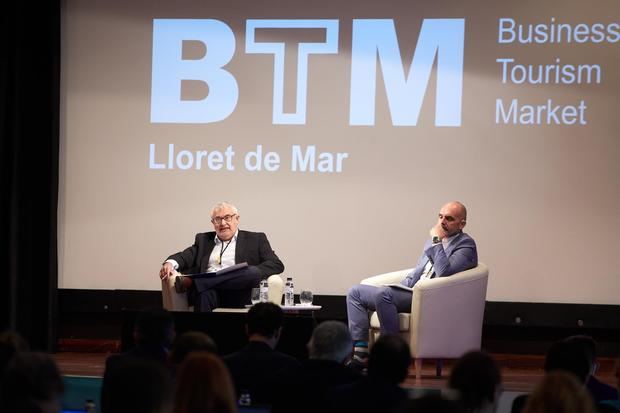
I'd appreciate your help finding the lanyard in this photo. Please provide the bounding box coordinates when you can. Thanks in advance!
[218,239,232,265]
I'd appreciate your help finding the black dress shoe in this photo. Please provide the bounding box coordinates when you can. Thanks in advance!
[346,356,368,375]
[174,275,187,293]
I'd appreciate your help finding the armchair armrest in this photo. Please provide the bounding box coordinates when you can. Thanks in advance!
[161,271,190,311]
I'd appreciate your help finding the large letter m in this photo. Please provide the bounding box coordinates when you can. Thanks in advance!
[350,19,465,127]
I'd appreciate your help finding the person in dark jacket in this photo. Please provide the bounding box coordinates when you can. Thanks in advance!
[327,334,410,413]
[272,321,361,413]
[223,302,299,405]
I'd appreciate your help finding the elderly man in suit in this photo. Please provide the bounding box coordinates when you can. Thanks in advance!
[159,202,284,312]
[346,201,478,370]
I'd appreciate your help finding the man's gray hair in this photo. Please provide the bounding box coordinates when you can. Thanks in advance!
[211,202,238,216]
[307,321,352,363]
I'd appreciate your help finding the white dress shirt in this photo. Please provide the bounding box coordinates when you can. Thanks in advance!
[166,230,238,273]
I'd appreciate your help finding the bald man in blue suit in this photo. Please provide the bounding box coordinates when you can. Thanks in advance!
[346,201,478,370]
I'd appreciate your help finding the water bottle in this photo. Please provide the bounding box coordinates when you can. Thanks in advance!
[259,279,269,302]
[284,277,294,306]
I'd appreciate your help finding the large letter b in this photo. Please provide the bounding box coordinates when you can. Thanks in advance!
[151,19,238,123]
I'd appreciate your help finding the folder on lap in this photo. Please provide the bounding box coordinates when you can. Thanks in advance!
[185,262,249,279]
[383,283,413,292]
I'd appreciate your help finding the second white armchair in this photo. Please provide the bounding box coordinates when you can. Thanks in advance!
[361,263,489,379]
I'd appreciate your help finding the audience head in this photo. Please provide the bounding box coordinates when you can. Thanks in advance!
[448,351,501,413]
[0,352,64,413]
[0,330,29,374]
[169,331,217,365]
[367,334,411,384]
[522,371,596,413]
[307,321,352,363]
[173,352,236,413]
[102,358,172,413]
[247,302,284,339]
[543,340,590,383]
[134,308,176,351]
[561,335,598,374]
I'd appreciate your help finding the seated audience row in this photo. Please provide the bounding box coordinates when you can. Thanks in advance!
[2,309,619,413]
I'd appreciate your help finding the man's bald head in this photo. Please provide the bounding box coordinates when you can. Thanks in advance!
[438,201,468,237]
[444,201,467,221]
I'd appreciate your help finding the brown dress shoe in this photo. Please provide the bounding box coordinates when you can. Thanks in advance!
[174,275,192,293]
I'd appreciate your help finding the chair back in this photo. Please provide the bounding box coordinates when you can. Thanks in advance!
[409,263,489,358]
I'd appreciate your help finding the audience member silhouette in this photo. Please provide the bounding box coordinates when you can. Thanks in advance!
[562,335,618,402]
[0,352,64,413]
[521,371,596,413]
[543,340,591,382]
[271,320,361,413]
[105,308,176,378]
[327,334,410,413]
[173,352,237,413]
[511,339,593,413]
[449,350,502,413]
[0,330,29,374]
[223,302,300,405]
[169,331,217,376]
[101,357,172,413]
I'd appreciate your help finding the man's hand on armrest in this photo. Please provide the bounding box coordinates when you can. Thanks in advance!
[160,262,175,280]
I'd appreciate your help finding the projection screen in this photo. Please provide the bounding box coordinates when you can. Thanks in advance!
[59,0,620,304]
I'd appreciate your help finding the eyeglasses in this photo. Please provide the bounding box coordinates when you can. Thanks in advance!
[211,214,237,224]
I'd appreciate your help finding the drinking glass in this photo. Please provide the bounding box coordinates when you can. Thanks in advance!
[251,288,261,305]
[300,290,313,306]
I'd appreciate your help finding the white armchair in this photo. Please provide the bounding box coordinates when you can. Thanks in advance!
[361,263,489,379]
[161,272,285,311]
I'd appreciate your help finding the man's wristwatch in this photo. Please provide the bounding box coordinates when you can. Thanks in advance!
[432,236,441,244]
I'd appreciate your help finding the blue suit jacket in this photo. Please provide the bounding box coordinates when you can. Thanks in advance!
[402,232,477,288]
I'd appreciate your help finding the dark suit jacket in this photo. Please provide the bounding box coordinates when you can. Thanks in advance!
[167,230,284,279]
[223,341,300,405]
[326,376,408,413]
[588,375,619,402]
[103,346,169,383]
[271,360,362,413]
